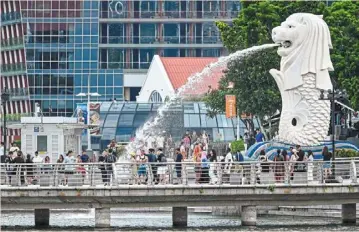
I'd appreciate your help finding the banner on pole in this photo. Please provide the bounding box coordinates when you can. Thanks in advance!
[76,103,88,135]
[225,95,236,118]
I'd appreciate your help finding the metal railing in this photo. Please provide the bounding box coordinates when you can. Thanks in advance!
[0,63,27,76]
[1,160,357,187]
[0,37,24,51]
[0,12,21,25]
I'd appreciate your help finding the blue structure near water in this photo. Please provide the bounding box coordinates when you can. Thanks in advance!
[246,140,359,161]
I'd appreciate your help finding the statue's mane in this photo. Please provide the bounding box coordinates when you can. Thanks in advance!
[281,13,334,90]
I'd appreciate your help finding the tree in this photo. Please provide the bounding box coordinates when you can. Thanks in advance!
[324,1,359,110]
[206,1,326,136]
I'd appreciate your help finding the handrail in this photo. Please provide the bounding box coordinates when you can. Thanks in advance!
[1,160,357,187]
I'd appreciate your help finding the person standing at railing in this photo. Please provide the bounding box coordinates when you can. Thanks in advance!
[25,154,34,185]
[322,146,332,180]
[156,148,167,185]
[42,156,52,174]
[57,155,65,185]
[0,142,4,162]
[104,150,117,186]
[64,151,76,186]
[200,150,210,184]
[32,151,43,179]
[175,148,183,185]
[289,149,299,183]
[98,151,107,185]
[137,150,148,185]
[13,150,25,185]
[307,150,314,182]
[146,148,157,184]
[223,148,233,183]
[208,149,218,184]
[4,151,14,185]
[193,143,202,184]
[274,150,285,183]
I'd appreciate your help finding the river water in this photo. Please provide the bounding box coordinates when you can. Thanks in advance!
[1,211,357,231]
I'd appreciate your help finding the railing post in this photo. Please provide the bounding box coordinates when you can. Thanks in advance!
[250,163,256,185]
[350,160,357,184]
[168,163,173,185]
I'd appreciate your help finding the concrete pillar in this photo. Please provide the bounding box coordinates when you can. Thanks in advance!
[95,208,111,228]
[342,204,356,224]
[241,205,256,226]
[172,207,187,227]
[34,209,49,227]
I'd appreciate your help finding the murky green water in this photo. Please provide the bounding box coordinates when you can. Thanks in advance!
[1,211,358,231]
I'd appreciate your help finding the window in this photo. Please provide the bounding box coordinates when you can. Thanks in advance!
[104,114,119,127]
[37,135,47,152]
[133,113,150,127]
[109,102,123,112]
[149,91,162,103]
[184,114,201,128]
[102,128,116,140]
[118,114,135,126]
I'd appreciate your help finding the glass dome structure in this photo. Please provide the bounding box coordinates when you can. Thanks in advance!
[91,101,259,150]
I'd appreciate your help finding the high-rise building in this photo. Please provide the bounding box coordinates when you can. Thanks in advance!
[1,0,240,118]
[99,0,240,100]
[1,1,31,145]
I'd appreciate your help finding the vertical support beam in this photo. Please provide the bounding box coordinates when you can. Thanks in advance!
[34,209,49,227]
[172,207,187,227]
[95,208,111,228]
[342,204,356,224]
[241,205,256,226]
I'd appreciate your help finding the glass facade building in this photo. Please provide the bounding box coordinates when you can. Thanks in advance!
[2,0,241,118]
[20,0,123,116]
[93,101,258,150]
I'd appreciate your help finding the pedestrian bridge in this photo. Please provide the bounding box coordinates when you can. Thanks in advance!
[1,160,359,227]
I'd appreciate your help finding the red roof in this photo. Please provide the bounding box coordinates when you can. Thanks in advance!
[160,57,225,96]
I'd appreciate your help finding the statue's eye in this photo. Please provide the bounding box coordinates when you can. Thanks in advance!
[288,25,294,29]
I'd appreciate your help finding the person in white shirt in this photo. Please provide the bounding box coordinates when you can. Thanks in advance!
[32,151,43,163]
[9,143,20,157]
[0,142,4,157]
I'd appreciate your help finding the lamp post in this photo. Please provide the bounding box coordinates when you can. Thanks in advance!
[76,92,101,151]
[1,87,10,154]
[319,88,348,161]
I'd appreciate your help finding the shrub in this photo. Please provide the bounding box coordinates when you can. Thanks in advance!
[335,149,359,158]
[231,140,245,152]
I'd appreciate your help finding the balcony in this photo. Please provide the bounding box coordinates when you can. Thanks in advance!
[0,63,27,77]
[0,12,21,26]
[0,37,24,52]
[7,88,30,101]
[0,113,33,126]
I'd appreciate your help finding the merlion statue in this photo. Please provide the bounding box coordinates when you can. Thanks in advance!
[269,13,334,146]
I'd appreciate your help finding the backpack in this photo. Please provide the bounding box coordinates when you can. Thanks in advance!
[160,156,167,163]
[107,154,115,163]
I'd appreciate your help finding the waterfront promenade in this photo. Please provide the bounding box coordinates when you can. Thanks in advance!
[1,160,359,227]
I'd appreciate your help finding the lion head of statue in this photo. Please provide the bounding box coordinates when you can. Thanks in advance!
[271,13,334,90]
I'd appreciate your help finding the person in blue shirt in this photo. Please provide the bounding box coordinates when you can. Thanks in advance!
[255,129,265,143]
[80,151,89,163]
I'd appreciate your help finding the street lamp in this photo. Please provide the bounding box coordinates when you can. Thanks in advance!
[76,92,101,151]
[1,87,10,154]
[319,88,348,161]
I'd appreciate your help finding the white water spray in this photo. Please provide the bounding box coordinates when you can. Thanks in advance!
[125,44,278,155]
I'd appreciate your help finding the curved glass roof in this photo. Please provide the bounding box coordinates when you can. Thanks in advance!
[91,102,259,150]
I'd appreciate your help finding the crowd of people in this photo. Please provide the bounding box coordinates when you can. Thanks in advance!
[0,132,334,186]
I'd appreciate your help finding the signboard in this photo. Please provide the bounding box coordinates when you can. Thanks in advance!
[225,95,236,118]
[76,103,88,135]
[89,103,100,135]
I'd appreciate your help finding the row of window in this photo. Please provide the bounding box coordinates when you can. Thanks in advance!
[27,74,123,87]
[29,87,123,96]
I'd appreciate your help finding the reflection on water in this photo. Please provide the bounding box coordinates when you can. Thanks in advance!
[1,211,358,231]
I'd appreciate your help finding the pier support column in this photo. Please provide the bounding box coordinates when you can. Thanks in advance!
[95,208,111,228]
[241,206,256,226]
[342,204,356,224]
[35,209,49,227]
[172,207,187,227]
